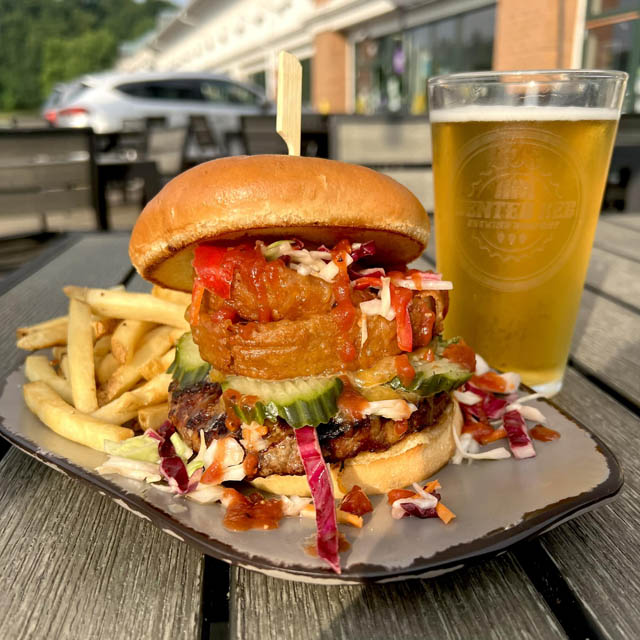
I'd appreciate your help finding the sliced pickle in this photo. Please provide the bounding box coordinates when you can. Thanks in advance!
[167,332,211,389]
[222,376,343,429]
[388,360,471,396]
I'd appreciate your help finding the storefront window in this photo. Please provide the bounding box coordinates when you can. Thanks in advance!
[584,1,640,112]
[355,6,495,115]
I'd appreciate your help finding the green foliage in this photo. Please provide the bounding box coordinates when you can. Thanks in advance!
[0,0,173,110]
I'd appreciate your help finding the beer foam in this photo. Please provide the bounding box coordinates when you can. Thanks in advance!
[430,105,619,122]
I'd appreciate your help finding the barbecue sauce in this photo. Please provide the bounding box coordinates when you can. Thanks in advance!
[304,532,350,557]
[337,382,369,418]
[530,425,561,442]
[222,489,284,531]
[339,485,373,516]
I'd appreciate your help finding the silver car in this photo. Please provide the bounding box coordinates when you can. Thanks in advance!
[49,71,270,150]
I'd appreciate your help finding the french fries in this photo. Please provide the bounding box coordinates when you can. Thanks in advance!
[63,286,189,331]
[138,403,169,431]
[17,323,68,351]
[67,298,98,413]
[111,319,156,364]
[18,280,190,455]
[103,326,181,402]
[23,382,133,451]
[24,355,73,404]
[152,285,192,307]
[140,348,175,381]
[91,373,172,425]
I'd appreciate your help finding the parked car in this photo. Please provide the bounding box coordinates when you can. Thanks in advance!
[45,71,271,153]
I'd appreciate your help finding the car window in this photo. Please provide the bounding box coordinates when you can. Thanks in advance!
[117,79,203,101]
[200,80,261,105]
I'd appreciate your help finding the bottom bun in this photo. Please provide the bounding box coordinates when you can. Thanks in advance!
[250,398,462,499]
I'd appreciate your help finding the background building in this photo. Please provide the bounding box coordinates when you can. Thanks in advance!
[118,0,640,114]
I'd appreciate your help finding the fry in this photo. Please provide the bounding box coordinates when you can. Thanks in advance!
[140,348,175,381]
[17,324,68,350]
[92,317,119,340]
[94,335,112,359]
[24,355,73,404]
[152,285,191,307]
[104,326,180,401]
[92,373,172,424]
[138,403,169,431]
[59,354,70,380]
[96,353,119,386]
[52,346,67,361]
[63,286,189,330]
[111,319,155,364]
[67,298,98,412]
[17,315,67,338]
[23,381,133,451]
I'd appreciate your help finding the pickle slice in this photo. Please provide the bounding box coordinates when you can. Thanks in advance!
[167,332,211,389]
[388,360,472,396]
[222,376,343,429]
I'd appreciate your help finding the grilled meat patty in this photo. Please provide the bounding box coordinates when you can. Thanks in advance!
[168,380,450,478]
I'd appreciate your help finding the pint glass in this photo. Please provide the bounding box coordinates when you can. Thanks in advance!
[428,71,627,394]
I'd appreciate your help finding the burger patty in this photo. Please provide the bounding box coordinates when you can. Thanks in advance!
[168,380,450,478]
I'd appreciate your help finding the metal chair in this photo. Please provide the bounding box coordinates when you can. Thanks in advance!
[0,128,100,234]
[241,115,329,157]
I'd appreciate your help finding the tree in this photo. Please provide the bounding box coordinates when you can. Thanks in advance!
[0,0,174,110]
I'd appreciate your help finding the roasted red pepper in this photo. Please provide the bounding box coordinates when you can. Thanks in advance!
[192,245,236,299]
[390,284,413,352]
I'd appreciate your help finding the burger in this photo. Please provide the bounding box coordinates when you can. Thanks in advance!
[129,155,473,570]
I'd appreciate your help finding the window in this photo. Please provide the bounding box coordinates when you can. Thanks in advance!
[584,0,640,112]
[200,80,262,105]
[117,79,202,101]
[354,6,496,115]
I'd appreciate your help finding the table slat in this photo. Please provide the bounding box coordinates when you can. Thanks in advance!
[0,234,204,640]
[593,220,640,262]
[538,367,640,640]
[571,289,640,405]
[600,212,640,232]
[231,554,564,640]
[0,449,202,640]
[585,247,640,310]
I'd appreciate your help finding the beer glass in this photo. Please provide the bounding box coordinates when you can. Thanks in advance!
[428,71,627,395]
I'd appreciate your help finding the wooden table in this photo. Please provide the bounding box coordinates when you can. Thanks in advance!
[0,215,638,639]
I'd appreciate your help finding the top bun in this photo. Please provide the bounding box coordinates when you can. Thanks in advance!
[129,155,430,291]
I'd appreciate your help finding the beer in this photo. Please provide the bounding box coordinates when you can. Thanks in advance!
[431,107,619,391]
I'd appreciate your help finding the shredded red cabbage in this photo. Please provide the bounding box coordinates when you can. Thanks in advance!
[152,421,192,493]
[294,426,341,574]
[159,457,190,494]
[503,410,536,459]
[464,384,508,421]
[350,240,376,262]
[400,502,438,519]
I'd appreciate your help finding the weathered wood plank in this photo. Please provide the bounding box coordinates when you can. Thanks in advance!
[231,555,564,640]
[0,234,204,640]
[0,449,202,640]
[571,290,640,405]
[601,212,640,232]
[585,247,640,310]
[593,220,640,262]
[538,367,640,640]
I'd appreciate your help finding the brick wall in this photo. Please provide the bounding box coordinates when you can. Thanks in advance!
[493,0,582,69]
[312,31,348,113]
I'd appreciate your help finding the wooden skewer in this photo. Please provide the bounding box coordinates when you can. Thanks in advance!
[276,51,302,156]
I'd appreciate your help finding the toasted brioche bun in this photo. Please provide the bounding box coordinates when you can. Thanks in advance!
[129,155,429,291]
[250,399,461,499]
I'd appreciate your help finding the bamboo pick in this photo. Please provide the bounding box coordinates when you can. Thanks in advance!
[276,51,302,156]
